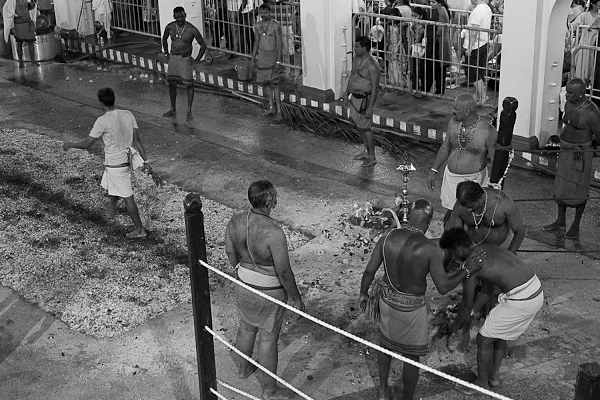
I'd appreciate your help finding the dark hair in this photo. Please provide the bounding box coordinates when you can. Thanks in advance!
[355,36,371,50]
[437,0,451,19]
[97,88,115,106]
[439,227,472,255]
[456,181,485,206]
[589,0,600,10]
[248,181,276,208]
[412,7,427,19]
[173,6,185,14]
[259,3,271,11]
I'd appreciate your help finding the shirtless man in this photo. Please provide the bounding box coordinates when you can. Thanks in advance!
[252,4,283,120]
[162,7,207,122]
[427,94,497,224]
[441,228,543,395]
[543,78,600,240]
[447,180,525,352]
[225,180,304,400]
[344,36,381,167]
[359,200,482,400]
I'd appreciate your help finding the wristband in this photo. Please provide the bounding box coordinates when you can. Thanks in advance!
[461,262,471,279]
[430,168,438,174]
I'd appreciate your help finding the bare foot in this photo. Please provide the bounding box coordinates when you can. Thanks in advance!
[378,387,389,400]
[361,158,377,167]
[186,111,193,122]
[163,109,176,118]
[542,221,565,231]
[456,332,471,353]
[353,151,369,160]
[488,377,501,388]
[564,227,580,240]
[238,363,258,380]
[126,229,148,239]
[262,386,296,400]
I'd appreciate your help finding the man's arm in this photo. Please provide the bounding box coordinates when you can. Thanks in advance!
[449,204,467,229]
[132,128,149,160]
[251,25,260,64]
[447,274,477,334]
[359,237,384,303]
[485,123,498,165]
[472,280,494,315]
[365,60,380,119]
[63,136,98,151]
[588,108,600,147]
[466,23,480,56]
[224,222,240,268]
[269,228,304,310]
[505,196,525,253]
[194,28,207,62]
[162,25,170,55]
[427,131,452,190]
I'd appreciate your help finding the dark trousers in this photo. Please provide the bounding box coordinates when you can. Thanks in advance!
[424,60,448,94]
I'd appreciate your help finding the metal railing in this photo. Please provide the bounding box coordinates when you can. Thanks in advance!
[110,0,161,38]
[202,0,301,69]
[353,12,502,107]
[571,44,600,105]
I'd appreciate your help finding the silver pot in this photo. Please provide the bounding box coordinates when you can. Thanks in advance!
[11,31,62,61]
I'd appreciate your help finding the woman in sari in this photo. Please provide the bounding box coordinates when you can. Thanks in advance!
[571,0,600,84]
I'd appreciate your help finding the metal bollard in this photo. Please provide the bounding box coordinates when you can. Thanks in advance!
[574,362,600,400]
[489,97,518,189]
[184,193,217,400]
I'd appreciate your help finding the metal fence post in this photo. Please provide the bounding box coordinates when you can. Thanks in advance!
[575,362,600,400]
[489,97,518,189]
[184,193,217,400]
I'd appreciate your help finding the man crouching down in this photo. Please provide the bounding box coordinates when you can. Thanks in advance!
[440,228,543,395]
[359,200,482,400]
[225,180,304,400]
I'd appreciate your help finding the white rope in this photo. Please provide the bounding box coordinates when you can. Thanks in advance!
[210,388,230,400]
[215,380,262,400]
[490,149,514,190]
[206,326,315,400]
[201,260,514,400]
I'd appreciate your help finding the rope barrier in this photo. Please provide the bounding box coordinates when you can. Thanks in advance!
[206,326,315,400]
[513,196,600,202]
[200,260,515,400]
[210,388,230,400]
[215,380,263,400]
[517,249,600,254]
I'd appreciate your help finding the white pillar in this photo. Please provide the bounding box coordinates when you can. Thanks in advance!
[300,0,353,102]
[498,0,571,151]
[158,0,205,58]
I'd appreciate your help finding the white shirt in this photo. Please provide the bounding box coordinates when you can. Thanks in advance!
[352,0,366,13]
[464,3,492,50]
[89,109,137,163]
[226,0,255,13]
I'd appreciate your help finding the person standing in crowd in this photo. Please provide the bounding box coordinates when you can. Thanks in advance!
[226,0,242,57]
[424,0,451,94]
[408,6,427,95]
[462,0,492,105]
[239,0,257,54]
[570,0,600,84]
[63,88,151,239]
[427,94,497,224]
[2,0,40,68]
[252,3,283,120]
[225,180,304,400]
[344,36,381,167]
[359,200,482,400]
[441,228,543,395]
[161,7,207,122]
[543,78,600,240]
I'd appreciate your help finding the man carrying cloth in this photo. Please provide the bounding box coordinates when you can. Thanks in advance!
[543,78,600,240]
[252,3,284,121]
[344,35,380,168]
[427,94,497,225]
[441,228,543,395]
[225,180,304,400]
[63,88,151,239]
[161,6,207,122]
[359,200,482,400]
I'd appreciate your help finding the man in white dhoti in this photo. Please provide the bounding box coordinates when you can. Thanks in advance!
[63,88,151,238]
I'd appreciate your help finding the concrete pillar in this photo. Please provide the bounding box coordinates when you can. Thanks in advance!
[300,0,353,102]
[158,0,205,58]
[498,0,571,153]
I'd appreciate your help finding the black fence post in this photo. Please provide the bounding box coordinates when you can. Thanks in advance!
[184,193,217,400]
[489,97,518,189]
[575,362,600,400]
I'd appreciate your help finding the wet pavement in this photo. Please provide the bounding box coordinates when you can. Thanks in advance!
[0,55,600,400]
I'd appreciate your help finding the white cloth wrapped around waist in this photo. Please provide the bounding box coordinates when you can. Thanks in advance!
[440,165,488,210]
[237,263,282,289]
[498,275,543,304]
[104,147,144,169]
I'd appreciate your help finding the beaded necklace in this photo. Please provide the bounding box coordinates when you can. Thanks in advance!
[175,23,187,39]
[564,100,589,126]
[403,225,424,234]
[458,116,480,150]
[471,191,487,230]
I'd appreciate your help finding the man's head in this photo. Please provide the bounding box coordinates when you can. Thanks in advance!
[97,88,115,107]
[456,181,485,211]
[248,180,278,209]
[259,3,272,19]
[439,227,473,261]
[354,36,371,57]
[452,94,477,121]
[589,0,600,11]
[566,78,586,104]
[173,7,186,24]
[410,199,434,226]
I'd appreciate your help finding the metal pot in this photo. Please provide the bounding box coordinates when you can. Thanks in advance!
[234,62,253,81]
[11,32,62,61]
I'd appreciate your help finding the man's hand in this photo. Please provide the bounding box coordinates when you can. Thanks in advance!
[464,249,486,275]
[358,293,369,311]
[62,142,70,151]
[426,171,437,190]
[291,298,305,312]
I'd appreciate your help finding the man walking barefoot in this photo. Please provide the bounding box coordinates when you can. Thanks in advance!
[63,88,151,239]
[161,6,207,122]
[225,181,304,400]
[359,200,482,400]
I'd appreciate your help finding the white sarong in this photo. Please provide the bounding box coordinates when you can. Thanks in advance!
[440,165,488,210]
[479,275,543,341]
[101,149,133,198]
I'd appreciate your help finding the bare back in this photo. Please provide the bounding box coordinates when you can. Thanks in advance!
[473,244,534,293]
[446,117,496,174]
[226,211,284,268]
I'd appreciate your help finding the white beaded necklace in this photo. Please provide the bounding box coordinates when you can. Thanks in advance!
[471,191,487,230]
[458,116,480,150]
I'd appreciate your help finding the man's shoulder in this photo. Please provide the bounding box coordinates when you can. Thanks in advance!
[165,21,176,30]
[187,22,202,34]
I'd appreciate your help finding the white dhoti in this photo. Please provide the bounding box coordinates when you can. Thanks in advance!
[101,149,133,198]
[440,166,489,210]
[479,275,544,341]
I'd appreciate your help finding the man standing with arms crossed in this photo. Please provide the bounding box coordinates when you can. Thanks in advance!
[162,7,207,122]
[543,78,600,240]
[63,88,151,239]
[225,181,304,400]
[344,36,381,168]
[462,0,492,105]
[359,200,482,400]
[427,94,497,225]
